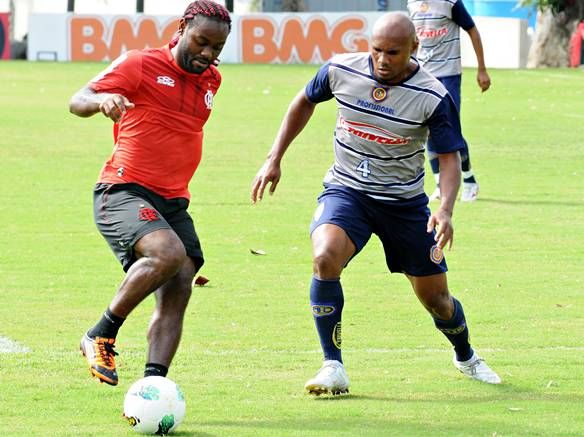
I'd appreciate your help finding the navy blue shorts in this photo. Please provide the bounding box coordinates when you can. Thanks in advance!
[438,74,462,111]
[309,185,447,276]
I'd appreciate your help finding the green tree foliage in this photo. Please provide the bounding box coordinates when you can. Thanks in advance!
[521,0,583,17]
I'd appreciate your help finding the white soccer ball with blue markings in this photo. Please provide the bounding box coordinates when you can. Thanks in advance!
[123,376,186,435]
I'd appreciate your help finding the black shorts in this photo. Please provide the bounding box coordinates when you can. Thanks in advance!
[93,183,204,272]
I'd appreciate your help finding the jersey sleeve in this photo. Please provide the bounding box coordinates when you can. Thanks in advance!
[452,0,475,30]
[426,94,465,154]
[305,62,334,103]
[89,51,142,96]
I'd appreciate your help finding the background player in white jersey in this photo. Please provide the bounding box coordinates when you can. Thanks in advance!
[251,12,500,395]
[408,0,490,202]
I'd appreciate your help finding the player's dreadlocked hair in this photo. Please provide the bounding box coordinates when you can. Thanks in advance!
[183,1,231,31]
[170,1,231,47]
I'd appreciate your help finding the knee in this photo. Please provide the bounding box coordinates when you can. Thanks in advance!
[150,239,187,279]
[312,251,343,279]
[423,291,453,319]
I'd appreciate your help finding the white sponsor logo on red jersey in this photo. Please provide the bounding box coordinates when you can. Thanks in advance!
[157,76,175,87]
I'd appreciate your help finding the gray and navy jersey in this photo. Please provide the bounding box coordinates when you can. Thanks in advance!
[305,52,464,203]
[408,0,475,78]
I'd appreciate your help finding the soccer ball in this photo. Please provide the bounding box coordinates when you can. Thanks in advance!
[123,376,186,435]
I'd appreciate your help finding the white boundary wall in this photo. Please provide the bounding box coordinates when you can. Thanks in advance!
[28,12,530,68]
[460,16,530,69]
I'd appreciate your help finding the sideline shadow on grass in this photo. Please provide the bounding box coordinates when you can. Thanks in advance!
[303,381,584,403]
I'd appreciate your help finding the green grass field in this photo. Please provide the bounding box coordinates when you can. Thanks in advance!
[1,61,583,436]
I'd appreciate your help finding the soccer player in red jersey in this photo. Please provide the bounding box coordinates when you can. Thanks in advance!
[69,1,231,386]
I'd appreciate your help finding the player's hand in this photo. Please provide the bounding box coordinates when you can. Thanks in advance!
[477,69,491,92]
[99,94,135,123]
[251,159,281,203]
[427,208,454,251]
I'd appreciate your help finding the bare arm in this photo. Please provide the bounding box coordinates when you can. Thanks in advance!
[250,89,317,203]
[466,26,491,92]
[427,151,461,250]
[69,85,135,122]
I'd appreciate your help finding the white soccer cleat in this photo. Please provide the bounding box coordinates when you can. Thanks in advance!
[428,187,441,201]
[304,360,350,396]
[453,353,501,384]
[460,182,479,202]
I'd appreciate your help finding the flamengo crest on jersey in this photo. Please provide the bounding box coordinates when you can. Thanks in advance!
[316,52,450,201]
[204,89,214,109]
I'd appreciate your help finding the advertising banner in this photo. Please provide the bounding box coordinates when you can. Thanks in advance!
[28,12,379,64]
[27,12,529,68]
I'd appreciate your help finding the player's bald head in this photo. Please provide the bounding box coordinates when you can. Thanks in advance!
[369,12,418,84]
[372,12,416,43]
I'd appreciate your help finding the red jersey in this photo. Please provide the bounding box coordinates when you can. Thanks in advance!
[90,45,222,199]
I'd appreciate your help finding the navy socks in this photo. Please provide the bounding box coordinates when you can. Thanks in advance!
[430,141,477,184]
[310,277,344,363]
[310,277,474,363]
[433,297,474,362]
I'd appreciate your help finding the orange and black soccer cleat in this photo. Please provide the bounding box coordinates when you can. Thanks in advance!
[80,333,119,386]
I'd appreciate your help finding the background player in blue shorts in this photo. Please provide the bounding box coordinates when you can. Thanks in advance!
[408,0,490,202]
[251,12,500,395]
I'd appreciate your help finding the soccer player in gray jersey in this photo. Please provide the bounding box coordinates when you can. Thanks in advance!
[251,12,500,395]
[408,0,490,202]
